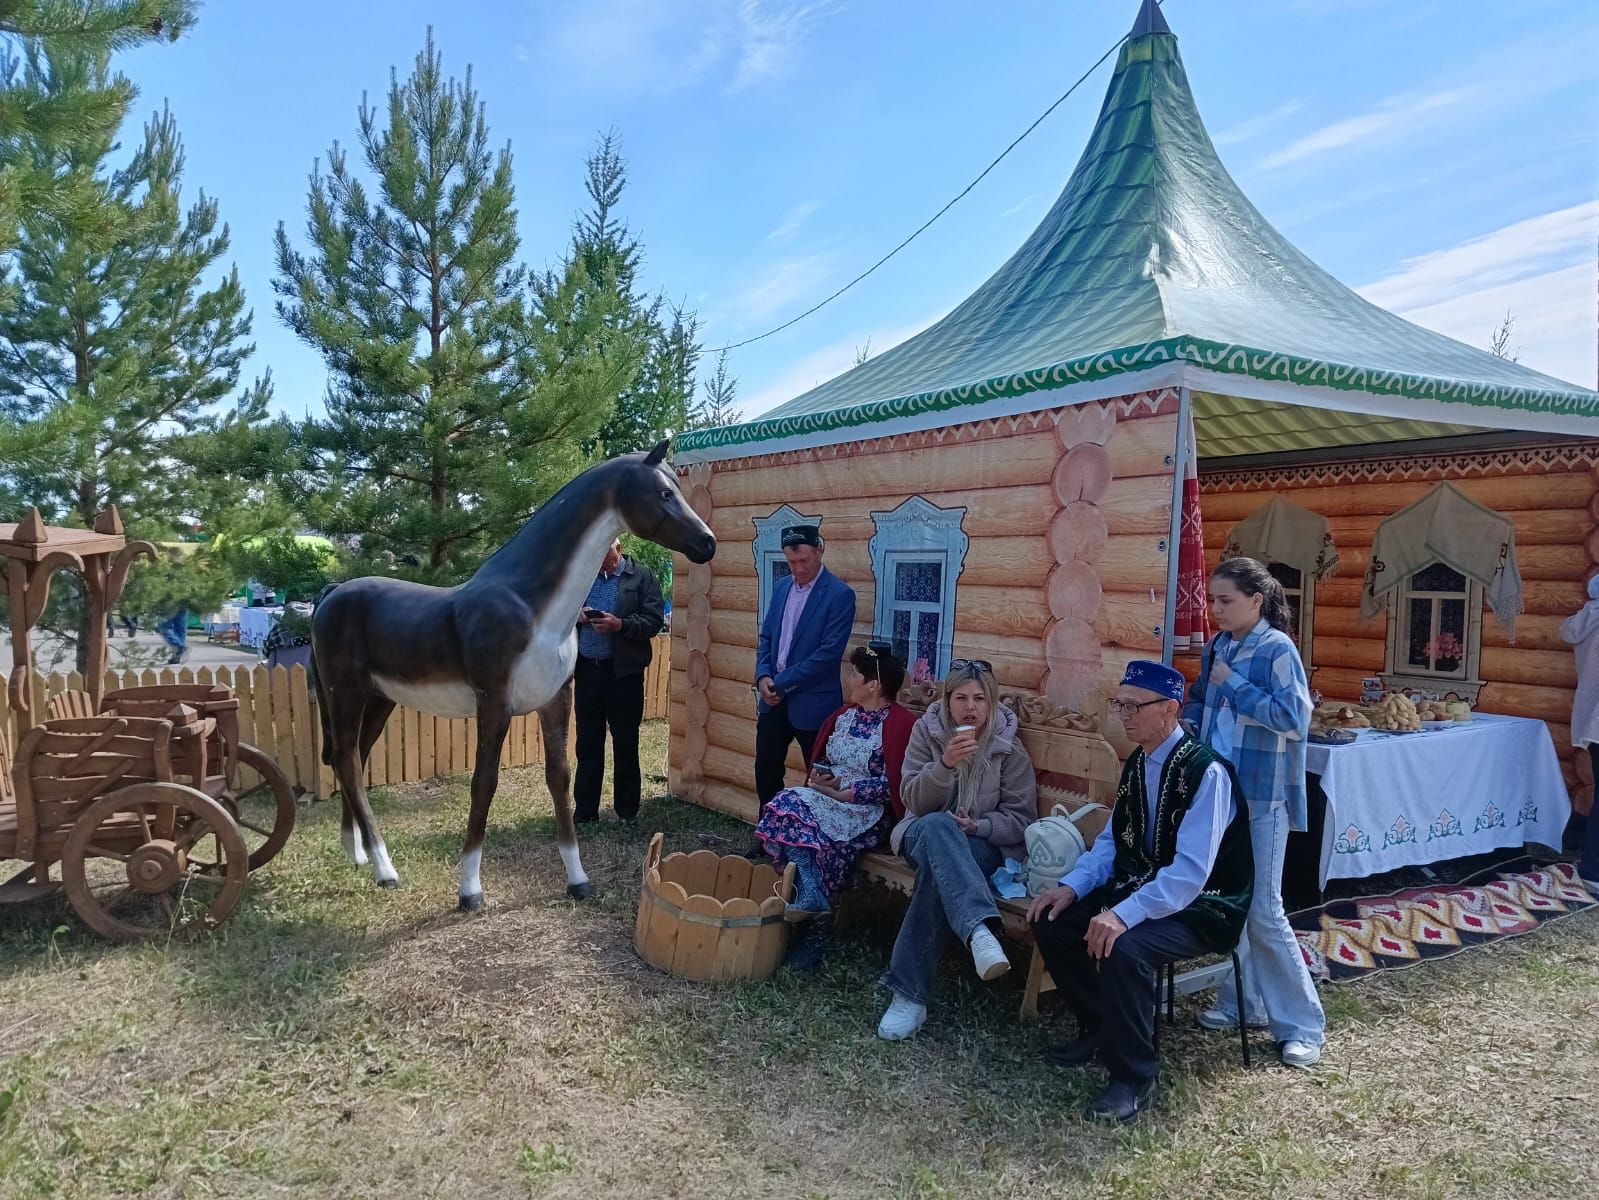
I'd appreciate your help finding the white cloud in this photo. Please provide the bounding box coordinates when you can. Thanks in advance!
[766,200,818,243]
[1259,86,1474,170]
[1360,202,1596,313]
[739,313,945,418]
[1358,202,1598,389]
[1213,99,1302,148]
[1001,190,1050,219]
[733,254,836,321]
[537,0,832,95]
[729,1,834,91]
[1389,264,1595,391]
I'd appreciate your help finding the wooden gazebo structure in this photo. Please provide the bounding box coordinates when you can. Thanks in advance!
[2,506,153,732]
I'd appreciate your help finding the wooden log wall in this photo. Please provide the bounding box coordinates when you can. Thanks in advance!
[1190,441,1599,812]
[668,388,1182,819]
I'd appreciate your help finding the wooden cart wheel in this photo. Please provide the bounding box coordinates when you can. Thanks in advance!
[221,742,297,871]
[61,783,249,941]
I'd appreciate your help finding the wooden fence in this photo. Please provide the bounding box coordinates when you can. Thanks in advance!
[2,637,673,801]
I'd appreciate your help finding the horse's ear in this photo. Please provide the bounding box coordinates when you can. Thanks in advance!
[644,439,669,466]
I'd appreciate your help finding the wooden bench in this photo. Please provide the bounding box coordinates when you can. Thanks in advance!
[850,706,1122,1020]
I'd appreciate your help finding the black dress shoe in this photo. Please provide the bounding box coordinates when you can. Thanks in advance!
[572,814,599,826]
[782,919,831,973]
[1085,1077,1157,1123]
[1044,1035,1099,1068]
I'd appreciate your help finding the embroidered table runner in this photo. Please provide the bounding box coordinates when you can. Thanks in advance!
[1307,714,1569,886]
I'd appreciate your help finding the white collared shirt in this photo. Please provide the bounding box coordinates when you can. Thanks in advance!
[1058,727,1235,930]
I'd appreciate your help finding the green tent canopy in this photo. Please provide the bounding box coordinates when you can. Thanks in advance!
[678,0,1597,463]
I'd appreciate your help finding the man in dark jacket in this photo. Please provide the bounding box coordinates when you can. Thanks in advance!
[574,538,664,824]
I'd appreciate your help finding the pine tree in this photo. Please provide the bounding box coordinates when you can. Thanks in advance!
[0,0,193,259]
[689,349,741,430]
[572,133,700,461]
[0,40,272,667]
[276,32,638,581]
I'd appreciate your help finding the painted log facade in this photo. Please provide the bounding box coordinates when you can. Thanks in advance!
[668,388,1183,819]
[1187,439,1599,817]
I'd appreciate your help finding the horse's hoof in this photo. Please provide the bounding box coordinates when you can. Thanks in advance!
[376,877,401,890]
[458,892,486,913]
[567,881,593,901]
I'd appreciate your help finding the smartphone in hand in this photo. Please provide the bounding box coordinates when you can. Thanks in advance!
[582,607,606,623]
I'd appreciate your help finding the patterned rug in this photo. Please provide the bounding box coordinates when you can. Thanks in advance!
[1292,861,1597,983]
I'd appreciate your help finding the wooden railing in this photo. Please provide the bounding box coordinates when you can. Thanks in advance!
[2,637,673,800]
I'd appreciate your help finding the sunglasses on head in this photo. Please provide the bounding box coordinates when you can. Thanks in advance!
[950,659,993,675]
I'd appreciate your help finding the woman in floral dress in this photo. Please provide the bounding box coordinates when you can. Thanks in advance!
[756,643,915,919]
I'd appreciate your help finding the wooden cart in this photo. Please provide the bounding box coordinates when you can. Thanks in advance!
[1,712,251,939]
[0,505,295,938]
[99,684,295,871]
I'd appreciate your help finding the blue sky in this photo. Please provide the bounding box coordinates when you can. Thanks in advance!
[123,0,1598,425]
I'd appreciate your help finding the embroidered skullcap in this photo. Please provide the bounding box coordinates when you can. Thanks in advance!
[781,524,821,548]
[1120,659,1185,703]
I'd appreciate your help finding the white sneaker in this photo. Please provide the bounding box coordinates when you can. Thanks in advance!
[969,925,1010,982]
[877,994,927,1041]
[1280,1040,1321,1069]
[1197,1007,1268,1032]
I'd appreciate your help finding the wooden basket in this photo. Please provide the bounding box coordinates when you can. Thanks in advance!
[633,832,796,982]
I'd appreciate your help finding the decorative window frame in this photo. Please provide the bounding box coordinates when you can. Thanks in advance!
[1265,561,1316,670]
[751,505,823,623]
[868,496,969,680]
[1381,562,1486,702]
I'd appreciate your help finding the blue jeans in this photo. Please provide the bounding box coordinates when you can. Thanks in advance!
[880,813,1002,1005]
[1582,748,1599,883]
[1214,802,1325,1045]
[159,608,189,652]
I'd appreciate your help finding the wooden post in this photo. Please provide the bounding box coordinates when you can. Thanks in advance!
[404,708,421,780]
[1161,387,1189,668]
[8,557,36,734]
[80,555,109,710]
[290,664,316,795]
[383,711,402,782]
[270,666,295,789]
[419,713,436,780]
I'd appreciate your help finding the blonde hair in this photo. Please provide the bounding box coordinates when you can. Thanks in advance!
[940,662,1001,812]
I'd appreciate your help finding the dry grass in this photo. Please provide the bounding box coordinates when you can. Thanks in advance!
[2,719,1596,1199]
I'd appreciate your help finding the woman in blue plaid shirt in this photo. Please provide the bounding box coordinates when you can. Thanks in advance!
[1181,556,1326,1069]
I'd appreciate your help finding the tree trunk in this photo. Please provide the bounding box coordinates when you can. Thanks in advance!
[73,476,98,675]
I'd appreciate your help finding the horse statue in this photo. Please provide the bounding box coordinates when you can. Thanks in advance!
[311,441,716,911]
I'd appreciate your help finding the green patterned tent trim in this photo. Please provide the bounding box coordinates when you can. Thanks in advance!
[676,336,1599,456]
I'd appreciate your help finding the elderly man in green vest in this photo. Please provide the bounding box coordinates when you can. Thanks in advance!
[1027,660,1253,1123]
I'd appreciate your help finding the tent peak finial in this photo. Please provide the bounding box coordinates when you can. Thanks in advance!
[1130,0,1171,38]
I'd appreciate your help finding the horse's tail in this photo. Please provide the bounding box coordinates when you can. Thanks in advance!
[311,583,338,766]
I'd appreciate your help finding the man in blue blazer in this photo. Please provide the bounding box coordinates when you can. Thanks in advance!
[754,524,858,808]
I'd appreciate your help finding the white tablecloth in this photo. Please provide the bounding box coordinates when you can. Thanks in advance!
[1307,714,1570,886]
[204,604,242,634]
[238,606,280,649]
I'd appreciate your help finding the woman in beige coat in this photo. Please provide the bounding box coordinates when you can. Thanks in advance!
[876,660,1037,1040]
